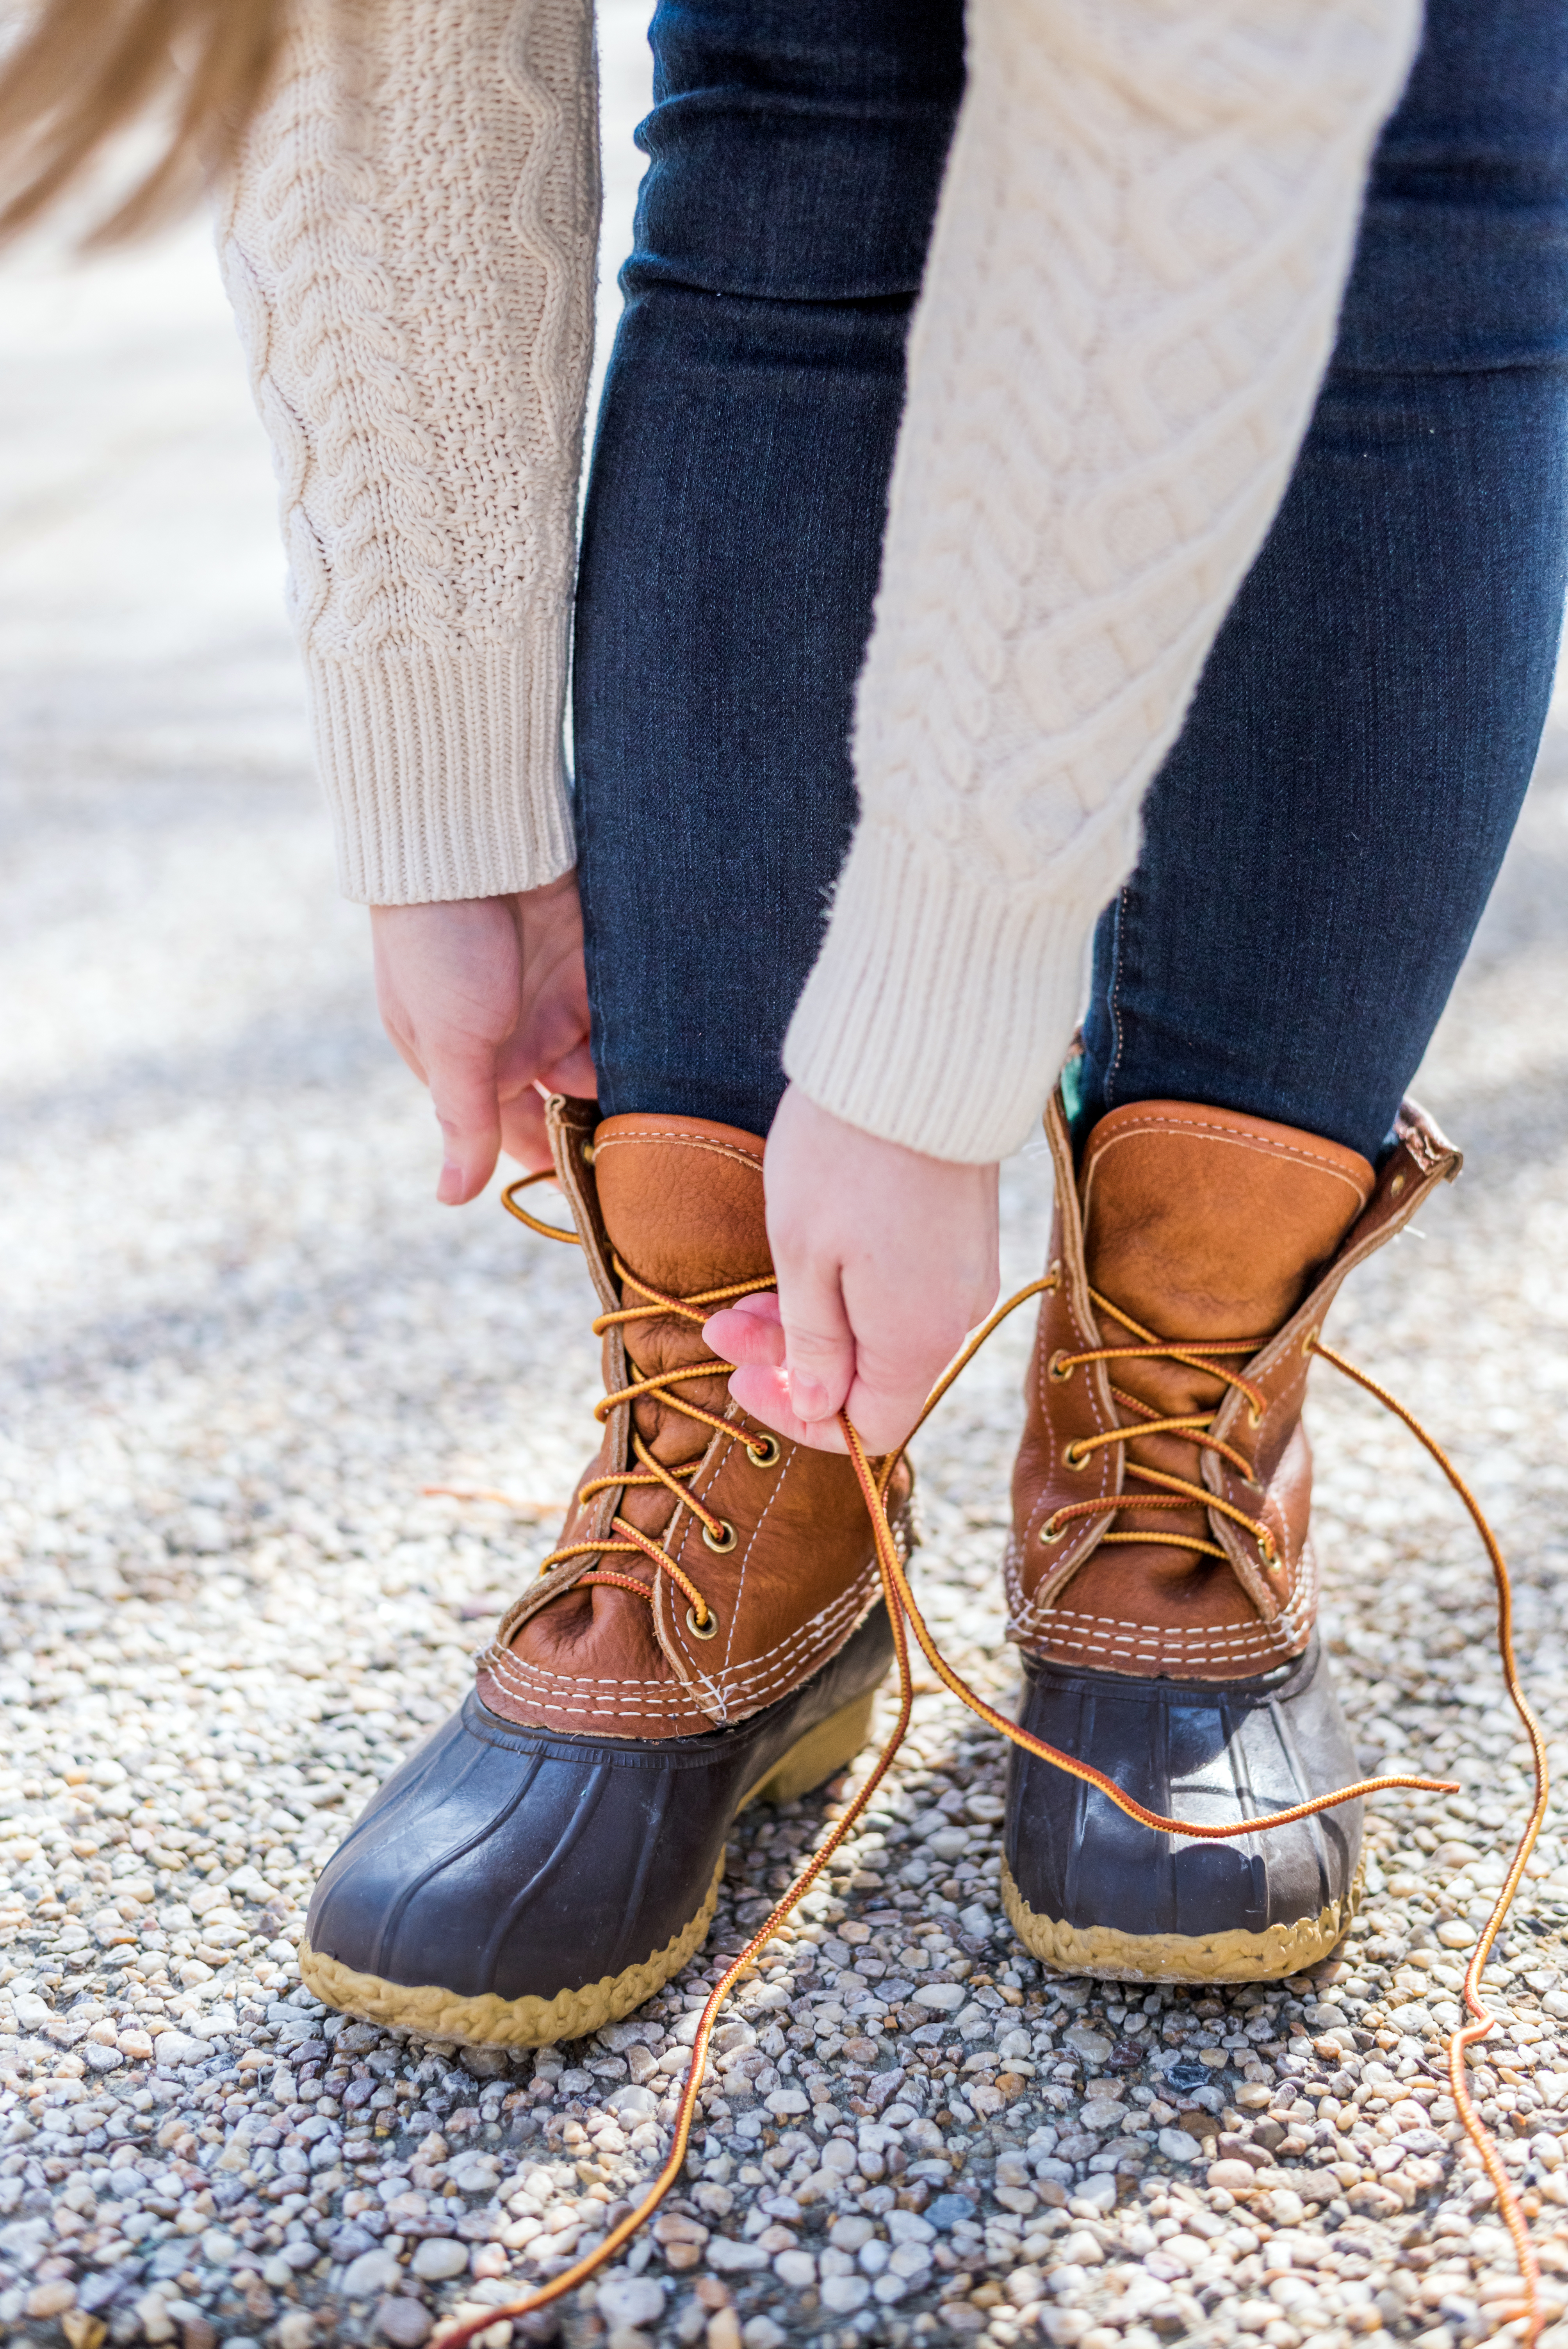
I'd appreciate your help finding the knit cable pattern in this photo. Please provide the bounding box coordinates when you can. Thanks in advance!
[784,0,1421,1162]
[217,0,599,904]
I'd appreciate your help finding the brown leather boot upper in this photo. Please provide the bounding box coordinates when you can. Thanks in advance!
[478,1099,905,1739]
[1007,1088,1459,1682]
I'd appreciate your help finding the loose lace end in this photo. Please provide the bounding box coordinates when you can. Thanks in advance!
[429,1279,1548,2349]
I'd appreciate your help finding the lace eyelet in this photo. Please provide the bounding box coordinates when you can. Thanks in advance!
[1064,1442,1090,1473]
[686,1604,720,1640]
[1048,1350,1075,1383]
[580,1139,596,1166]
[1040,1516,1067,1543]
[745,1435,781,1470]
[702,1518,738,1553]
[1301,1327,1318,1357]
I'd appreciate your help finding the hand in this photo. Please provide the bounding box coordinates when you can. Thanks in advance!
[370,873,595,1203]
[704,1085,1000,1455]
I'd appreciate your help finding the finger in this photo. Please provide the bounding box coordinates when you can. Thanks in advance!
[497,1084,553,1175]
[725,1363,848,1454]
[772,1253,855,1426]
[426,1051,504,1205]
[702,1294,784,1367]
[834,1363,929,1457]
[535,1035,597,1099]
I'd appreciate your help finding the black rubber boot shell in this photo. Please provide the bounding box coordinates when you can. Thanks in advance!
[298,1602,893,2044]
[1001,1633,1363,1983]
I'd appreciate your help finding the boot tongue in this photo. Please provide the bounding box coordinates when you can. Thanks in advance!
[592,1114,772,1467]
[1080,1101,1374,1349]
[1078,1101,1374,1533]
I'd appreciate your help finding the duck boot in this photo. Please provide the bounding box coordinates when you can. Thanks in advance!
[1001,1086,1460,1982]
[299,1100,907,2042]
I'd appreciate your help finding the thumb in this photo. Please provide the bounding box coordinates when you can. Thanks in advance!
[774,1252,855,1426]
[426,1041,503,1205]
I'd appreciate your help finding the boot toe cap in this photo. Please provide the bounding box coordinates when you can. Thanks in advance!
[302,1692,729,2037]
[1003,1636,1363,1982]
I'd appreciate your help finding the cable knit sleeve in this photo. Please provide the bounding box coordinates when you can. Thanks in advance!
[216,0,599,905]
[784,0,1421,1163]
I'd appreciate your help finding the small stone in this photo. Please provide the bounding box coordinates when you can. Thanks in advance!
[62,2318,108,2349]
[1058,2231,1105,2267]
[914,1984,967,2012]
[773,2251,816,2288]
[411,2239,470,2282]
[828,2217,876,2251]
[447,2153,501,2192]
[706,2311,742,2349]
[376,2302,433,2349]
[598,2276,667,2331]
[927,2195,977,2231]
[820,2275,871,2314]
[741,2322,786,2349]
[29,2282,80,2318]
[1208,2160,1259,2194]
[1157,2128,1202,2164]
[153,2030,207,2069]
[706,2239,770,2273]
[343,2250,403,2299]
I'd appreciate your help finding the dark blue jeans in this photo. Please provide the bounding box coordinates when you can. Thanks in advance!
[574,0,1568,1164]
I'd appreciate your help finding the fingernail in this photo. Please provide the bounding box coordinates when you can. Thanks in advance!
[789,1371,829,1420]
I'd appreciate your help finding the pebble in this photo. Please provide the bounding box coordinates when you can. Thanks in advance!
[4,50,1568,2349]
[410,2240,471,2283]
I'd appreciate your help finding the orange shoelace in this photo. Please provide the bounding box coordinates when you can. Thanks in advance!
[436,1185,1550,2349]
[532,1239,778,1633]
[1039,1277,1277,1561]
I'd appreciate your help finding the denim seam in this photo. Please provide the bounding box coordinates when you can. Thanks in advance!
[1105,887,1128,1114]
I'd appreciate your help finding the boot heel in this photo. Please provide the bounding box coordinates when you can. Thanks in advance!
[746,1688,879,1806]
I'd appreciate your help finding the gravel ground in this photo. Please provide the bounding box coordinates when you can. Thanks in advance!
[6,38,1568,2349]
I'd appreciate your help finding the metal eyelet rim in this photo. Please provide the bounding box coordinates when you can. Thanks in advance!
[686,1604,720,1640]
[1064,1442,1090,1473]
[1047,1349,1074,1383]
[745,1435,780,1469]
[580,1139,596,1165]
[702,1518,738,1553]
[1040,1515,1067,1543]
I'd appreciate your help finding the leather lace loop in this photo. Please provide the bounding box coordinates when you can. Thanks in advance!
[442,1197,1550,2349]
[506,1173,773,1634]
[1041,1283,1276,1561]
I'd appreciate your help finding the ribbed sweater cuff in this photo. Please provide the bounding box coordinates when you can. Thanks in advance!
[308,635,575,904]
[783,828,1115,1163]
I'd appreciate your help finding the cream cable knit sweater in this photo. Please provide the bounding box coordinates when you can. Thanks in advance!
[220,0,1419,1162]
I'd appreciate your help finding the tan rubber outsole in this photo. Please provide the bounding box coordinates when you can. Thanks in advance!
[297,1683,882,2047]
[1000,1854,1363,1985]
